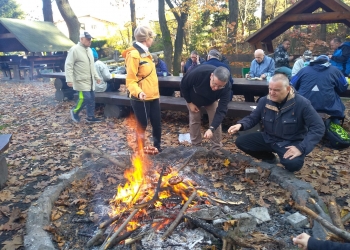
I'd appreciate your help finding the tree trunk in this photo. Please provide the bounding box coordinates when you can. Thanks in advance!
[228,0,238,43]
[165,0,189,76]
[261,0,266,28]
[55,0,80,43]
[130,0,136,40]
[320,24,327,42]
[158,0,173,73]
[42,0,53,22]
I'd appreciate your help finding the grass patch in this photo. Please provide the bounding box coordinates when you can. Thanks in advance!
[0,124,9,130]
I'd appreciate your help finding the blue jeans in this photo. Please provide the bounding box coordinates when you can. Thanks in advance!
[72,91,95,118]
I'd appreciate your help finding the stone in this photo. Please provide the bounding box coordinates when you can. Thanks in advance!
[231,213,257,232]
[248,207,271,224]
[245,168,259,180]
[0,155,8,190]
[287,212,308,229]
[190,206,222,220]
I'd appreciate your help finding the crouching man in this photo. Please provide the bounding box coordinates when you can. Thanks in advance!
[228,74,325,172]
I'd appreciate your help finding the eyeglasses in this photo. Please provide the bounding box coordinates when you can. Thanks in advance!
[211,77,226,89]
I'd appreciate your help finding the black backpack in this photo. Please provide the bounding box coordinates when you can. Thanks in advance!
[324,118,350,149]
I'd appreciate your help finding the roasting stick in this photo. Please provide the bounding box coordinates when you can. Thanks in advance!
[176,149,197,173]
[162,189,197,240]
[99,209,139,250]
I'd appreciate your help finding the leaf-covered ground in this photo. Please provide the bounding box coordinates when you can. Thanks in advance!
[0,79,349,249]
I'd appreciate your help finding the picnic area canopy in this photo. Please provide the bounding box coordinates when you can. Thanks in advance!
[246,0,350,53]
[0,18,75,53]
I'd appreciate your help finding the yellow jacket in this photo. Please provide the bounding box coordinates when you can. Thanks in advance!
[122,45,159,100]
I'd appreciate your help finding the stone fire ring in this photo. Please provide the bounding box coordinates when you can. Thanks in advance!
[24,147,329,250]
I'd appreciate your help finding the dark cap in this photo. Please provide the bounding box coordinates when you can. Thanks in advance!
[79,31,93,39]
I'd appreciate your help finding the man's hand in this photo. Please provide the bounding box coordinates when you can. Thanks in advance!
[283,146,302,160]
[188,103,199,112]
[292,233,310,250]
[289,55,294,61]
[97,78,101,84]
[260,73,266,79]
[203,129,213,139]
[328,55,332,59]
[228,124,242,134]
[138,92,146,100]
[67,82,73,87]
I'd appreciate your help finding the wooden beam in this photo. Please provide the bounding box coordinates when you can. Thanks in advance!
[0,33,15,39]
[319,0,349,12]
[277,12,350,23]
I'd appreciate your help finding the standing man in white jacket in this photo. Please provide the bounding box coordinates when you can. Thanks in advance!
[65,31,101,123]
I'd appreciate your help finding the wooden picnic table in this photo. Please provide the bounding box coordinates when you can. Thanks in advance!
[40,72,350,101]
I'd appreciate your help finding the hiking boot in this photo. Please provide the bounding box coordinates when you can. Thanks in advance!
[70,109,80,123]
[86,117,102,123]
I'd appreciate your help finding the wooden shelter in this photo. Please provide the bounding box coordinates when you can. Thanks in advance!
[0,18,74,53]
[246,0,350,53]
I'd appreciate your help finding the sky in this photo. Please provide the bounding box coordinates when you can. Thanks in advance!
[15,0,158,24]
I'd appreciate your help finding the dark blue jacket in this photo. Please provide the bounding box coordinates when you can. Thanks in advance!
[290,62,348,118]
[180,64,230,129]
[155,59,170,76]
[183,57,205,73]
[237,89,325,155]
[203,58,234,86]
[308,237,350,250]
[330,41,350,76]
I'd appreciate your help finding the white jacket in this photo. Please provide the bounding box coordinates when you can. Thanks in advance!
[94,60,111,92]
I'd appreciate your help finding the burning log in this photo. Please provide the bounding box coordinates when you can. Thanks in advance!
[162,190,197,240]
[294,203,350,242]
[124,232,147,245]
[327,197,345,230]
[86,228,106,248]
[183,215,255,249]
[99,209,139,250]
[82,147,127,168]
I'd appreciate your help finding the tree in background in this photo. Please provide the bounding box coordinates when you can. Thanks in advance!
[0,0,24,18]
[42,0,53,22]
[158,0,173,72]
[55,0,80,43]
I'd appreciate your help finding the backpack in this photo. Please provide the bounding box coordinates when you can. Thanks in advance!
[324,118,350,149]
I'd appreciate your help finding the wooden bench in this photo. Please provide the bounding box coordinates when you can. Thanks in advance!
[0,134,12,189]
[93,92,256,118]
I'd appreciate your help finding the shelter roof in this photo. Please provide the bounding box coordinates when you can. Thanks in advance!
[0,18,75,53]
[246,0,350,53]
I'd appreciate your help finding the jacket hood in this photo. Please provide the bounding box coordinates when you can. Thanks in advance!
[341,41,350,48]
[309,62,331,71]
[121,46,136,58]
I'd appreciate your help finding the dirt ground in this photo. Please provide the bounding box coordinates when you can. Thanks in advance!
[0,79,349,249]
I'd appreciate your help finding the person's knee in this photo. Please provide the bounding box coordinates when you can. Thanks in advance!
[280,157,304,172]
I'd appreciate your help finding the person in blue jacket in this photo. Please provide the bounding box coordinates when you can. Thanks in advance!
[328,37,350,77]
[293,232,350,250]
[181,50,205,74]
[203,49,234,101]
[290,55,348,123]
[228,73,325,172]
[152,53,174,96]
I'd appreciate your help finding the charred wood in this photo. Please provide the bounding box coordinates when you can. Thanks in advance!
[328,197,345,230]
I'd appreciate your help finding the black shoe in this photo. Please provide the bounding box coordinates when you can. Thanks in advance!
[86,117,102,123]
[70,109,80,123]
[262,155,278,164]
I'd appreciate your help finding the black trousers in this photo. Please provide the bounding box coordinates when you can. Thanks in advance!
[235,132,305,172]
[130,98,162,150]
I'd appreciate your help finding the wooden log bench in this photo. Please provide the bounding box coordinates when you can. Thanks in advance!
[93,92,256,119]
[0,134,12,190]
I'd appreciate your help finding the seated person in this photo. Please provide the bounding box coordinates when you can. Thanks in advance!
[274,39,294,78]
[228,74,325,172]
[152,53,170,76]
[290,55,349,123]
[92,48,114,92]
[152,53,174,96]
[329,37,350,77]
[181,50,205,73]
[291,50,312,77]
[203,49,234,100]
[247,49,275,79]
